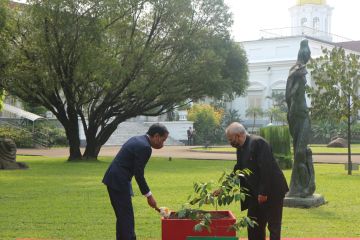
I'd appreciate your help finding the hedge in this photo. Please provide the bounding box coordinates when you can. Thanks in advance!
[260,125,292,169]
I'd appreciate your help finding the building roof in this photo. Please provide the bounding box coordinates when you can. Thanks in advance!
[336,41,360,52]
[9,0,25,9]
[3,103,44,121]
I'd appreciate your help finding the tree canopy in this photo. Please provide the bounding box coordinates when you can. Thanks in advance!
[307,47,360,122]
[0,0,249,160]
[307,47,360,174]
[0,0,9,111]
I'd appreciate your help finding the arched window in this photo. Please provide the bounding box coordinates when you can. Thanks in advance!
[301,17,307,26]
[313,17,320,30]
[248,91,263,108]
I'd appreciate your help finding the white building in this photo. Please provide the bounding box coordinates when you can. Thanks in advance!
[230,0,360,128]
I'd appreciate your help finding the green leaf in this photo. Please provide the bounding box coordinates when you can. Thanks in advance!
[194,224,203,232]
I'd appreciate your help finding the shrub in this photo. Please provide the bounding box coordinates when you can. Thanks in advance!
[310,121,360,144]
[35,126,67,147]
[187,104,223,145]
[0,126,33,148]
[47,127,68,146]
[274,153,293,170]
[0,123,67,148]
[260,125,292,169]
[34,120,68,147]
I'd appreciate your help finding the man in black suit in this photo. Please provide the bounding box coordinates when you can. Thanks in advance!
[102,123,169,240]
[226,122,289,240]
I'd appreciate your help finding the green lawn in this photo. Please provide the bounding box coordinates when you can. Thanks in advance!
[1,156,360,239]
[193,144,360,154]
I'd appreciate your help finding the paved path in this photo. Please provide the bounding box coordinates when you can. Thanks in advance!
[17,146,360,164]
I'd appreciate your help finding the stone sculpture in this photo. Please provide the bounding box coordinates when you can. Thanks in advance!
[285,39,315,197]
[0,138,28,169]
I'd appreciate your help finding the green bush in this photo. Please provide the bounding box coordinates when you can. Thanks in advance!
[0,124,67,148]
[47,127,68,146]
[310,120,360,144]
[34,120,68,147]
[274,153,293,170]
[187,104,223,145]
[0,127,33,148]
[260,125,292,169]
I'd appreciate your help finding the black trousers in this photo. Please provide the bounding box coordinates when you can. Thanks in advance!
[247,198,284,240]
[107,186,136,240]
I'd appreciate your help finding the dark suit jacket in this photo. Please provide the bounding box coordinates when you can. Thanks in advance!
[102,135,152,195]
[234,135,289,211]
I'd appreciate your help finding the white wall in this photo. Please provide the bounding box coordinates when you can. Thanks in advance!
[145,121,193,141]
[232,36,350,124]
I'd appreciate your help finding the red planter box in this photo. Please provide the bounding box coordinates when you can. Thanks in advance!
[161,210,236,240]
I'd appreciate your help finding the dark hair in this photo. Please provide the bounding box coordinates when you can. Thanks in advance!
[146,123,169,137]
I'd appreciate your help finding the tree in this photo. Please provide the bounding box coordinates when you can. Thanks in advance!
[267,91,287,112]
[0,0,9,111]
[265,106,286,125]
[307,47,360,175]
[1,0,249,160]
[187,104,223,145]
[245,106,263,133]
[265,91,287,125]
[222,108,242,127]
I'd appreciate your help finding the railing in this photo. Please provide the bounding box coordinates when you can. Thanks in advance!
[259,26,353,43]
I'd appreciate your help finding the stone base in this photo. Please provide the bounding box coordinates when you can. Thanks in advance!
[0,160,28,170]
[284,193,325,208]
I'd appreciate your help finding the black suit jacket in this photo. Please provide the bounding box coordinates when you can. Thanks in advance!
[102,135,152,195]
[234,135,289,210]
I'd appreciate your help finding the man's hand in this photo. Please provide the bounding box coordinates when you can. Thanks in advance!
[258,194,268,204]
[147,195,157,209]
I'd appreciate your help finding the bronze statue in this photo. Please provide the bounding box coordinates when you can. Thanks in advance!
[285,39,315,197]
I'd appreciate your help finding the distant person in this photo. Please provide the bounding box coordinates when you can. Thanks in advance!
[102,123,169,240]
[187,127,193,146]
[191,128,196,145]
[225,122,289,240]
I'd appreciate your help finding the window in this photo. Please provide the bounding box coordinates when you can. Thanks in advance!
[313,17,320,30]
[248,95,262,108]
[301,17,307,26]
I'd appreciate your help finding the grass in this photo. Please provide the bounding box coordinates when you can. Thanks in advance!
[1,156,360,239]
[193,144,360,154]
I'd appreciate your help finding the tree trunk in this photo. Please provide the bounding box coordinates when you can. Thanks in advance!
[82,113,125,160]
[55,112,82,161]
[61,111,82,161]
[252,114,255,133]
[65,126,82,161]
[347,101,352,175]
[83,134,101,160]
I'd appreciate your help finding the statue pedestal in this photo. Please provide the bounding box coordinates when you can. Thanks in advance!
[284,193,325,208]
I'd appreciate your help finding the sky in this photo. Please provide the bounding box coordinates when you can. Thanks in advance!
[13,0,360,42]
[224,0,360,42]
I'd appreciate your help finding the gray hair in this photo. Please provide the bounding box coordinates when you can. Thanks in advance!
[225,122,247,135]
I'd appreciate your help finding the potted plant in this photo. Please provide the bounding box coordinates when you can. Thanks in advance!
[161,170,255,240]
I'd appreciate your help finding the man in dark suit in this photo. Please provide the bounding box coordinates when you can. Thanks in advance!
[102,123,169,240]
[226,122,289,240]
